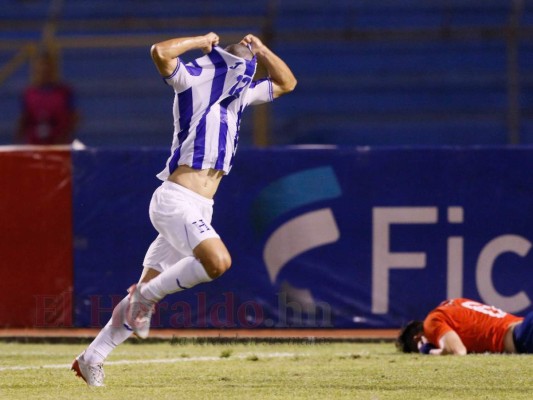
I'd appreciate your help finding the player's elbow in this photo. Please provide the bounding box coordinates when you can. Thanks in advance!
[150,44,164,63]
[273,77,297,99]
[282,76,297,94]
[446,344,467,356]
[452,348,467,356]
[151,43,174,65]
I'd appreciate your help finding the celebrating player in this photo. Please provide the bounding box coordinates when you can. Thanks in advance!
[396,298,533,355]
[72,32,297,386]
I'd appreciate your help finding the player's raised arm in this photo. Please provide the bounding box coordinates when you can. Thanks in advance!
[150,32,219,77]
[240,34,297,98]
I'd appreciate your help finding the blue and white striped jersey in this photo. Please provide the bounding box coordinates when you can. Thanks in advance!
[157,46,273,180]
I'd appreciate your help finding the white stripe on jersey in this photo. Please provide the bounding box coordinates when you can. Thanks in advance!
[157,46,273,180]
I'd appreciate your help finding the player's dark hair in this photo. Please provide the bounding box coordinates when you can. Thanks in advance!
[224,43,254,60]
[396,320,424,353]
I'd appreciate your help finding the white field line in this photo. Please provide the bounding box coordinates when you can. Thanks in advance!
[0,352,304,372]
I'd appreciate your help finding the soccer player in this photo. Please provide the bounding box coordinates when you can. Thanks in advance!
[396,298,533,355]
[72,32,296,386]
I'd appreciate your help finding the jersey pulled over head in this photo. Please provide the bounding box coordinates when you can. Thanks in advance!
[158,45,273,180]
[224,43,254,61]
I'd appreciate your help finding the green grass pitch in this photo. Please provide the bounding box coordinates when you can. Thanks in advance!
[0,341,531,399]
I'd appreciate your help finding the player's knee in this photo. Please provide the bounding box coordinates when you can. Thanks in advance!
[202,252,232,279]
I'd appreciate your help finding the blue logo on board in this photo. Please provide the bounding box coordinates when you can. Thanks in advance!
[251,166,342,313]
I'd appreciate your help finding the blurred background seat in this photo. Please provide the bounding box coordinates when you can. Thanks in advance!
[0,0,531,146]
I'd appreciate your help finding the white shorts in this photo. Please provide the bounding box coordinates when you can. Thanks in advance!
[143,181,220,272]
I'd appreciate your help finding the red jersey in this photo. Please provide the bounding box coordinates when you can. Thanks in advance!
[20,83,75,144]
[423,298,523,353]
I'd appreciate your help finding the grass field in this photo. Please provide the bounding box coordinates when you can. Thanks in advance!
[0,340,531,400]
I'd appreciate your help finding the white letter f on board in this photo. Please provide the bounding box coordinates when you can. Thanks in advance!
[372,207,438,314]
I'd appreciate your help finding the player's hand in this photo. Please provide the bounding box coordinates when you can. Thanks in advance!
[201,32,219,53]
[240,34,264,55]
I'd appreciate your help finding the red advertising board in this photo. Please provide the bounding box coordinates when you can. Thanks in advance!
[0,148,73,327]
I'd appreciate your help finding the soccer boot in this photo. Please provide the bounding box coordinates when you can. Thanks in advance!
[71,351,105,387]
[126,283,155,339]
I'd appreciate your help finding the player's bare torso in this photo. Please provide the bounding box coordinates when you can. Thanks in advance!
[168,165,223,199]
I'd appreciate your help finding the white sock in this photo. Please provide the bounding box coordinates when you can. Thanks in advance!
[83,296,133,364]
[140,256,212,302]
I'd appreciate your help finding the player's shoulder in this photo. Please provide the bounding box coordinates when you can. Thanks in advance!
[181,59,203,77]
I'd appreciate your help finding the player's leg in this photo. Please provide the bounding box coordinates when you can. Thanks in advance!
[83,267,161,360]
[127,182,231,337]
[72,266,161,386]
[129,237,230,338]
[137,181,230,302]
[140,237,231,302]
[193,236,232,279]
